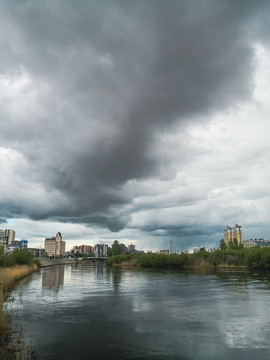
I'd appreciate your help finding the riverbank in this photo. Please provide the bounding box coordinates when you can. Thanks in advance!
[106,248,270,270]
[0,265,38,359]
[38,258,76,267]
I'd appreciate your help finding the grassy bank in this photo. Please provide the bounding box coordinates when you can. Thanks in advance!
[0,248,39,359]
[106,247,270,270]
[0,265,38,359]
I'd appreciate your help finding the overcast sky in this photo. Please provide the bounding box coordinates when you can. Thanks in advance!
[0,0,270,251]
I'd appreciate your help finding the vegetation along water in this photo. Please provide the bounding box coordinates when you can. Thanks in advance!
[0,249,39,359]
[106,247,270,269]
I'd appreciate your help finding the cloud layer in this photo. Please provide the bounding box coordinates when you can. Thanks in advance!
[0,1,270,250]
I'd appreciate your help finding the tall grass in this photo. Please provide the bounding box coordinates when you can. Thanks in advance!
[0,265,37,359]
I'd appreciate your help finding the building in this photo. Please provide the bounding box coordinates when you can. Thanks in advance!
[224,224,243,246]
[0,229,16,245]
[128,244,136,254]
[5,245,19,253]
[28,247,45,257]
[182,249,194,254]
[73,245,94,255]
[207,247,217,253]
[244,238,270,248]
[192,246,205,253]
[21,240,28,248]
[94,243,108,257]
[120,243,127,254]
[44,232,66,257]
[170,240,174,254]
[160,249,169,255]
[12,240,28,248]
[258,241,270,248]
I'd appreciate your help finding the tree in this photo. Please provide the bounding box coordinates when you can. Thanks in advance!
[227,238,243,250]
[12,248,34,265]
[0,244,4,257]
[107,247,112,257]
[219,239,227,250]
[111,240,121,256]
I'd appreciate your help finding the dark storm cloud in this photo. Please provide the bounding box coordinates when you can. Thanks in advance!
[52,214,131,232]
[0,0,269,231]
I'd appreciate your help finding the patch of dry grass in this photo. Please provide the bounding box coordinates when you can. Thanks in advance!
[0,265,37,359]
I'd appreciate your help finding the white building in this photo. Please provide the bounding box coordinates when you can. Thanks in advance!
[94,243,108,257]
[169,240,174,254]
[0,229,16,245]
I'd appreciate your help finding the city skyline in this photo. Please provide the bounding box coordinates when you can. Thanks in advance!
[0,1,270,251]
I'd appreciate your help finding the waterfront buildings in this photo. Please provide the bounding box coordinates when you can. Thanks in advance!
[73,245,94,255]
[0,229,15,245]
[224,224,243,246]
[44,232,66,257]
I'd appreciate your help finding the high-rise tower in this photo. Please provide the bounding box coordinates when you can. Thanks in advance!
[224,224,243,246]
[170,240,173,254]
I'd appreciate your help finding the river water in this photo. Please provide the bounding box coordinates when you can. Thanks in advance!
[5,263,270,359]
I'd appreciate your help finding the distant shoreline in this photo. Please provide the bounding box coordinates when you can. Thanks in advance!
[105,248,270,270]
[38,258,76,267]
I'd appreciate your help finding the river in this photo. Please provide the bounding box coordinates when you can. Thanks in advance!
[5,263,270,359]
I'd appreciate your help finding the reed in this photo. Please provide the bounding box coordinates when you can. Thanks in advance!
[0,265,37,359]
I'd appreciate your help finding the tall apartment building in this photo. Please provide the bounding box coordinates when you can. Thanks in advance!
[224,224,243,246]
[94,243,108,257]
[170,240,174,254]
[73,245,94,254]
[128,244,136,254]
[44,232,66,257]
[0,229,15,245]
[120,243,127,254]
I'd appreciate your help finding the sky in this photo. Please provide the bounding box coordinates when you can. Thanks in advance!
[0,0,270,252]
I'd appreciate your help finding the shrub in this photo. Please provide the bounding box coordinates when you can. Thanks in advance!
[0,249,36,268]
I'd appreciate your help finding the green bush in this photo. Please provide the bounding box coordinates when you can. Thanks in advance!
[0,249,36,268]
[11,249,34,265]
[105,247,270,270]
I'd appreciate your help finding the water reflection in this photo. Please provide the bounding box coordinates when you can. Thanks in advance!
[8,265,270,360]
[42,265,64,292]
[105,266,122,292]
